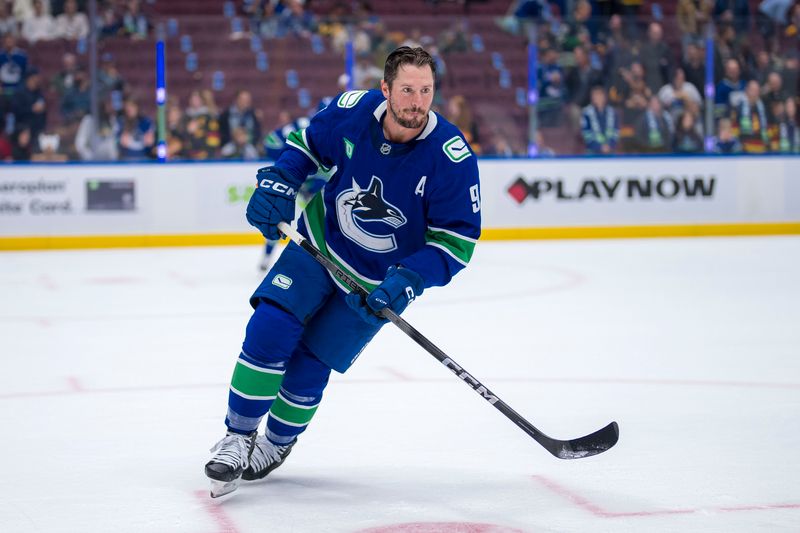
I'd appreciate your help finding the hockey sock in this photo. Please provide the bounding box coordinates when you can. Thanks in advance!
[265,342,331,445]
[225,302,304,434]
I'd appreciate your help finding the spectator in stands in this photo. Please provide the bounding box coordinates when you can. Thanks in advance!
[446,94,481,154]
[201,89,219,117]
[437,19,468,54]
[121,0,148,40]
[98,0,123,37]
[10,122,31,159]
[782,52,799,99]
[715,58,745,116]
[673,110,704,153]
[51,51,78,97]
[274,0,315,39]
[761,71,786,114]
[581,84,618,154]
[0,1,19,37]
[619,0,643,41]
[677,0,712,56]
[537,47,567,127]
[221,125,260,160]
[54,0,87,40]
[20,0,54,43]
[561,0,593,51]
[344,20,374,56]
[185,88,210,118]
[316,1,348,48]
[165,99,187,160]
[75,98,118,161]
[219,89,260,150]
[11,66,45,142]
[59,67,89,124]
[681,41,706,95]
[116,96,154,160]
[565,45,602,114]
[770,95,799,152]
[97,52,124,102]
[353,53,383,90]
[634,95,674,153]
[0,33,27,108]
[714,117,742,152]
[31,131,67,161]
[184,89,220,160]
[0,128,12,159]
[639,22,672,94]
[657,67,703,122]
[485,133,515,156]
[752,50,774,85]
[604,15,637,106]
[620,62,651,127]
[731,79,769,153]
[711,23,731,73]
[715,0,750,34]
[12,0,50,20]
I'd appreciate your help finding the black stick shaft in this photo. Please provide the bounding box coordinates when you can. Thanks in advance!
[276,222,619,459]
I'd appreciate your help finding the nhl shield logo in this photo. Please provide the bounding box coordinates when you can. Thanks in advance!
[380,143,391,155]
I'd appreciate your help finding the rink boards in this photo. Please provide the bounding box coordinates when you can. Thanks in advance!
[0,155,798,250]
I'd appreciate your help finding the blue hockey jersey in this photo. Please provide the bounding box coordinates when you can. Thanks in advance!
[276,89,481,292]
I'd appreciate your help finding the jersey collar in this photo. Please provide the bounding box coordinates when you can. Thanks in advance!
[373,100,438,141]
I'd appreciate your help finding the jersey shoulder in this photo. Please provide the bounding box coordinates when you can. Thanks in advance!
[307,89,383,140]
[426,112,477,167]
[319,89,384,120]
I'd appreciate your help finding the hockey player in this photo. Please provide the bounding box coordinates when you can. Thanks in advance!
[204,46,481,497]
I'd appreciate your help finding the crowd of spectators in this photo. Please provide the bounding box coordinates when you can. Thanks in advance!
[0,0,799,160]
[516,0,800,155]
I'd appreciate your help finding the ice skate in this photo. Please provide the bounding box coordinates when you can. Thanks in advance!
[241,435,295,481]
[204,431,256,497]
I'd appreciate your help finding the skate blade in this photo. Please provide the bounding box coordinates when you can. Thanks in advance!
[209,479,240,498]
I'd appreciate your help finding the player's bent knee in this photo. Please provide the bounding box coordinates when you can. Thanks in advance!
[242,300,304,364]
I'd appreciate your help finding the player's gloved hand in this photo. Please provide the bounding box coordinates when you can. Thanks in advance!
[346,265,424,326]
[246,166,301,241]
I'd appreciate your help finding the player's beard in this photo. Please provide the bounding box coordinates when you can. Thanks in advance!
[386,96,428,129]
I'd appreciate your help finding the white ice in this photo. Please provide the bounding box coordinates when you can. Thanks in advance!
[1,236,799,533]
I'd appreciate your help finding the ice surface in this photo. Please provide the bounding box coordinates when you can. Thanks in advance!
[1,236,799,532]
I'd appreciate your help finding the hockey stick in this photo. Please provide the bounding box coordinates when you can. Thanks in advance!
[277,222,619,459]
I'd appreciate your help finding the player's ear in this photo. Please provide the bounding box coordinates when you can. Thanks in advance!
[380,79,390,98]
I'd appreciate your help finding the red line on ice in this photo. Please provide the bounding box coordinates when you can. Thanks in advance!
[531,475,800,518]
[193,489,240,533]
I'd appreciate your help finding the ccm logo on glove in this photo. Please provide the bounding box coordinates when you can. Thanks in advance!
[246,166,302,241]
[259,178,297,198]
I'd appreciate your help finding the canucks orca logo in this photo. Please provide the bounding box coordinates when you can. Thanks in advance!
[336,176,407,252]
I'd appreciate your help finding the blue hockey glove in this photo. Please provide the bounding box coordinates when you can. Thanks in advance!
[346,266,424,325]
[246,166,302,241]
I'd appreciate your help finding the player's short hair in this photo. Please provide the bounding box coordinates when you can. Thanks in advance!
[383,46,436,88]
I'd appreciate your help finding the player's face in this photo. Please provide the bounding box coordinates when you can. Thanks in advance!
[382,65,434,130]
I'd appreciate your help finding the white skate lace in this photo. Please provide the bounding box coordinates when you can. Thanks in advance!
[209,433,251,469]
[248,437,288,473]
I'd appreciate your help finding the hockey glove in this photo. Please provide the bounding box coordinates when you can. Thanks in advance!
[346,265,424,326]
[246,166,302,241]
